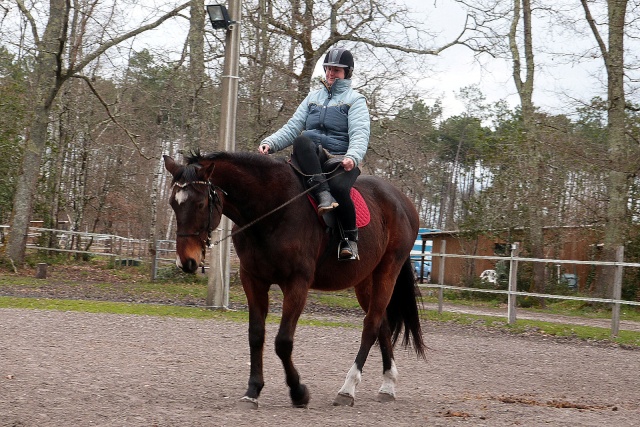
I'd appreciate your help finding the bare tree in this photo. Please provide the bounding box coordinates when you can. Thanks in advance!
[580,0,636,297]
[242,0,469,140]
[3,0,190,265]
[454,0,550,294]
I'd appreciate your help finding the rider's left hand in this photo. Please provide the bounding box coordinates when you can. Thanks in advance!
[342,157,355,171]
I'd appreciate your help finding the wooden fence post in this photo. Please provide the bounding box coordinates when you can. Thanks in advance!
[35,263,47,279]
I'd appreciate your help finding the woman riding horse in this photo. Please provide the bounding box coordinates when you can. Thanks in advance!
[164,150,425,408]
[259,47,369,260]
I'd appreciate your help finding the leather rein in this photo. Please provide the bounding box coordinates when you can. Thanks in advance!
[173,162,344,252]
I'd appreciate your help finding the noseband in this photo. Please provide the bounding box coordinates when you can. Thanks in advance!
[173,180,224,252]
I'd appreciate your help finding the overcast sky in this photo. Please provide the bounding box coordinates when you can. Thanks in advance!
[394,0,609,119]
[138,0,618,119]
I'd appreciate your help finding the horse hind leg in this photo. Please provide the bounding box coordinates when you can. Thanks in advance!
[376,318,398,402]
[333,320,398,406]
[333,297,389,406]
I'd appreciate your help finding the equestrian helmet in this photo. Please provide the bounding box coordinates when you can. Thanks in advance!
[323,48,354,79]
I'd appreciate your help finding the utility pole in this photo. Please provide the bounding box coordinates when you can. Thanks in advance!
[206,0,241,309]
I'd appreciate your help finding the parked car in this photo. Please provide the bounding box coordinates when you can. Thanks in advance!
[414,260,431,282]
[560,273,578,290]
[479,269,497,285]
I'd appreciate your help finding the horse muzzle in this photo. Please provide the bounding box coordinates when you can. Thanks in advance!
[175,239,206,274]
[176,255,200,274]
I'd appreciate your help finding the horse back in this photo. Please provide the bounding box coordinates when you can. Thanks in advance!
[355,175,419,241]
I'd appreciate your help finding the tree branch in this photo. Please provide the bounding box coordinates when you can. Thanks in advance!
[72,74,151,160]
[67,1,191,77]
[15,0,40,45]
[579,0,608,67]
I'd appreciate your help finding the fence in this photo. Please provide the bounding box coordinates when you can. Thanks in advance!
[418,241,640,337]
[0,225,208,280]
[3,225,639,336]
[0,225,149,263]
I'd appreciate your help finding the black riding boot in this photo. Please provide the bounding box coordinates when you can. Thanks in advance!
[308,174,338,216]
[339,229,359,260]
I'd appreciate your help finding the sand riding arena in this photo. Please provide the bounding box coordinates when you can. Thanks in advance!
[1,308,639,426]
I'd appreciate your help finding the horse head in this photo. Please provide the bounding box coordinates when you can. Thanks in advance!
[163,154,222,273]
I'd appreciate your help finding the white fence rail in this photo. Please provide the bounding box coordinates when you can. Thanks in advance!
[0,225,149,260]
[0,225,205,279]
[419,242,640,337]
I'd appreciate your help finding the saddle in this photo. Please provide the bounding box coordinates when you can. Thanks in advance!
[307,187,370,229]
[289,148,370,229]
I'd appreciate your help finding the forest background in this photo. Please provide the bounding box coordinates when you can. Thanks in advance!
[1,0,639,300]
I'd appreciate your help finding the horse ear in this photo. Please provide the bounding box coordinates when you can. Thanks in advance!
[163,155,179,177]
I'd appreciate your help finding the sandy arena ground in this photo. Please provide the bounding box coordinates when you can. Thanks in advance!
[1,308,639,426]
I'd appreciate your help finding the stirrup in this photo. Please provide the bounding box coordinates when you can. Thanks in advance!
[338,239,359,260]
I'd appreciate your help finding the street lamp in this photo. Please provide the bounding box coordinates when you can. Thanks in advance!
[205,1,241,310]
[206,4,234,30]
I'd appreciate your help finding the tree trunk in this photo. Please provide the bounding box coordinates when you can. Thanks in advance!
[508,0,546,302]
[6,0,68,263]
[580,0,629,297]
[600,0,628,298]
[186,0,206,151]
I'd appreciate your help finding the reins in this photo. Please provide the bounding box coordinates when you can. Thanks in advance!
[209,163,344,247]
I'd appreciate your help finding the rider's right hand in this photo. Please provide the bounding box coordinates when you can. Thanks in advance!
[258,144,271,155]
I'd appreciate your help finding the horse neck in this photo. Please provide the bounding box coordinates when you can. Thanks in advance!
[207,155,301,226]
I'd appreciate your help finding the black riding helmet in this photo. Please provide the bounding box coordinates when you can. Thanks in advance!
[323,48,354,79]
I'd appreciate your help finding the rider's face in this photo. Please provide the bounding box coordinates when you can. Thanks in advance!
[325,66,346,86]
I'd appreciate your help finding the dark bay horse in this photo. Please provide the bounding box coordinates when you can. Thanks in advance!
[163,150,426,408]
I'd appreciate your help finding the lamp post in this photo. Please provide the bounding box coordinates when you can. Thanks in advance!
[206,2,241,309]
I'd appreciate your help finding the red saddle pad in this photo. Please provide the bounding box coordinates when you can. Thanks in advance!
[308,187,370,228]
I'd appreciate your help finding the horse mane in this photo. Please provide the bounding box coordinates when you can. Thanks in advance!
[174,149,289,184]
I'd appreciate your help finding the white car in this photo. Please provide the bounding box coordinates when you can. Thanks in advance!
[480,269,497,284]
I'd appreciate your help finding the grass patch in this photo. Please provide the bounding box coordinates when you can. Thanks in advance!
[308,290,361,310]
[420,287,640,322]
[0,296,356,329]
[421,309,640,347]
[0,296,235,319]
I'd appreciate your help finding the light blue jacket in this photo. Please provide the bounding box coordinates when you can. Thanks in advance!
[260,79,370,167]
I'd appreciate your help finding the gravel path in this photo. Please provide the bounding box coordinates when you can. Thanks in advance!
[1,308,639,426]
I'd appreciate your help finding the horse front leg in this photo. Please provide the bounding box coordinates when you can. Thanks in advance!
[239,277,269,409]
[275,283,311,408]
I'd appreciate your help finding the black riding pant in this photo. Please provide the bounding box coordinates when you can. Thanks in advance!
[292,135,360,231]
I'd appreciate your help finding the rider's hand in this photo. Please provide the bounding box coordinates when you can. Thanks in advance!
[258,144,271,155]
[342,157,355,171]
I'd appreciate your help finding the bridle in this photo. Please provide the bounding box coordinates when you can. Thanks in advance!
[173,180,225,253]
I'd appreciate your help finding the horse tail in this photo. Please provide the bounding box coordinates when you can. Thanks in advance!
[386,258,427,359]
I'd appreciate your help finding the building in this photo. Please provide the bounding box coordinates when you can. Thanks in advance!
[422,226,604,291]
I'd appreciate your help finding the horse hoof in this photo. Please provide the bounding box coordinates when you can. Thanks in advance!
[376,392,396,403]
[333,393,355,407]
[291,384,310,408]
[238,396,259,410]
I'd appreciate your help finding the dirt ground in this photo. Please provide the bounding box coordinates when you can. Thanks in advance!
[1,308,639,427]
